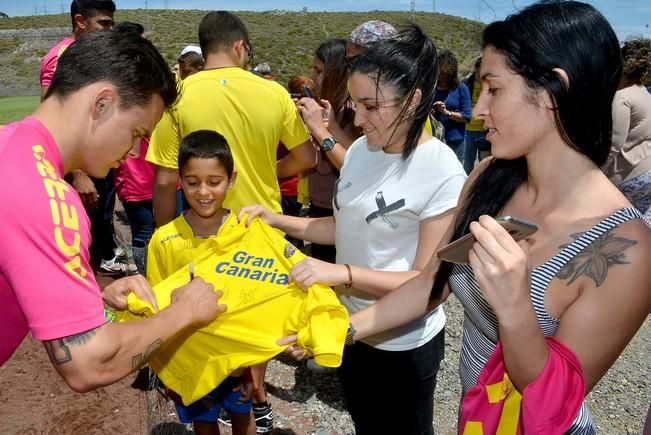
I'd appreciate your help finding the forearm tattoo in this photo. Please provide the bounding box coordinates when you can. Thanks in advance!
[131,339,164,370]
[557,229,637,287]
[44,328,99,365]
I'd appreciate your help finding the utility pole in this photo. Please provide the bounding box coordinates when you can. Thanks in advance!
[42,0,48,15]
[411,0,415,22]
[433,0,436,13]
[61,0,65,14]
[34,4,38,15]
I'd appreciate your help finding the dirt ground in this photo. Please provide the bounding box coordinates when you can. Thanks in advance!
[0,335,147,434]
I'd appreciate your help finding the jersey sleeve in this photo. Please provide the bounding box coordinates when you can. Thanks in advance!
[277,88,310,150]
[147,109,182,169]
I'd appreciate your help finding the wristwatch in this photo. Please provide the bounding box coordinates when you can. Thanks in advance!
[319,136,337,152]
[345,323,357,346]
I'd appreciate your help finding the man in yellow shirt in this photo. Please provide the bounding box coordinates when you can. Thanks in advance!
[147,11,315,228]
[146,12,315,433]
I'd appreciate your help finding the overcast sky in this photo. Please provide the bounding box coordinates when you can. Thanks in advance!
[1,0,649,40]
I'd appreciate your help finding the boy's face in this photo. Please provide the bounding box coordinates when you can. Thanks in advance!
[181,158,232,220]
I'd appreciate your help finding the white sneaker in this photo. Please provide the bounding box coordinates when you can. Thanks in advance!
[100,257,137,274]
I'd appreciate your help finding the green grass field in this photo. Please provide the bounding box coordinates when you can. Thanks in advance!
[0,96,39,124]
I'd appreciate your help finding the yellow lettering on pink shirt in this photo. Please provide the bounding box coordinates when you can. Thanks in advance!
[462,422,484,435]
[44,178,70,200]
[54,227,81,257]
[33,145,90,286]
[60,203,79,231]
[36,159,58,180]
[64,255,89,285]
[50,199,61,226]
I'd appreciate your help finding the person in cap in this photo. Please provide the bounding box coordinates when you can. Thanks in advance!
[178,45,205,80]
[253,62,273,80]
[346,20,398,65]
[0,30,225,393]
[297,20,437,172]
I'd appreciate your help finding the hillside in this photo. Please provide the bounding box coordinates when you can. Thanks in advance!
[0,9,484,97]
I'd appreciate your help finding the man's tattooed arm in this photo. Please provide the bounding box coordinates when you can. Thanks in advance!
[557,228,637,287]
[44,328,99,365]
[44,328,164,370]
[131,339,164,369]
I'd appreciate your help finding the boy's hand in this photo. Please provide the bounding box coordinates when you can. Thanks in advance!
[170,277,227,327]
[102,274,159,311]
[238,205,276,227]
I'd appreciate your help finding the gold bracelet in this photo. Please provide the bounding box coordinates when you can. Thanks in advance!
[344,263,353,288]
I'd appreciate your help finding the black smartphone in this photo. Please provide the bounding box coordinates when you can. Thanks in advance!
[436,216,538,264]
[303,85,315,99]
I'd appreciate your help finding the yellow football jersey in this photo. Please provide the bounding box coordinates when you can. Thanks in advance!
[117,215,348,405]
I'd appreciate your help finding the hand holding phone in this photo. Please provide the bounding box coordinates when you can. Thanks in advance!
[302,85,315,99]
[436,216,537,264]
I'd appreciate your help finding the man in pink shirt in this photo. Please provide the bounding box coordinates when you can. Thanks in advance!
[40,2,119,273]
[40,0,115,100]
[0,31,225,392]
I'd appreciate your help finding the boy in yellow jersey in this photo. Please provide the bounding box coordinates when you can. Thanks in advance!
[147,130,255,435]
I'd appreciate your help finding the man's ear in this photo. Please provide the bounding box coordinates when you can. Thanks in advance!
[74,14,87,32]
[91,88,117,120]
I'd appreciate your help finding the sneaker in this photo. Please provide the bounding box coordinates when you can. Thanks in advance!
[217,407,232,427]
[252,401,274,434]
[100,256,138,274]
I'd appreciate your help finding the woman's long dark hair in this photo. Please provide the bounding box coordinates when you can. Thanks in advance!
[315,38,349,117]
[431,0,622,299]
[351,24,438,160]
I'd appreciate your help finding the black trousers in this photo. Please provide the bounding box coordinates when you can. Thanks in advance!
[339,328,445,435]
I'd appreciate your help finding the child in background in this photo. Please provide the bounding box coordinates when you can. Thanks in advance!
[114,137,156,274]
[147,130,255,435]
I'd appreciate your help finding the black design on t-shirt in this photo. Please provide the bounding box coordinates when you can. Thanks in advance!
[365,191,405,229]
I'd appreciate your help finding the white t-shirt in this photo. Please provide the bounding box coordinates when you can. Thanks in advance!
[334,136,466,350]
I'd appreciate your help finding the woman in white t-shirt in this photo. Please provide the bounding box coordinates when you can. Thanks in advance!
[240,25,466,435]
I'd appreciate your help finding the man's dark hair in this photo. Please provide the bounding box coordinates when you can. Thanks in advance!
[70,0,116,30]
[178,130,234,178]
[198,11,250,56]
[114,21,144,36]
[45,31,177,109]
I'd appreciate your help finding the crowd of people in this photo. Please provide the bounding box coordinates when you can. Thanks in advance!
[1,0,650,434]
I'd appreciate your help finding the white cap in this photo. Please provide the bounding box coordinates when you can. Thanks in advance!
[180,45,202,56]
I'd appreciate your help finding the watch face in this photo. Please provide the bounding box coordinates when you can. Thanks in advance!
[321,137,336,151]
